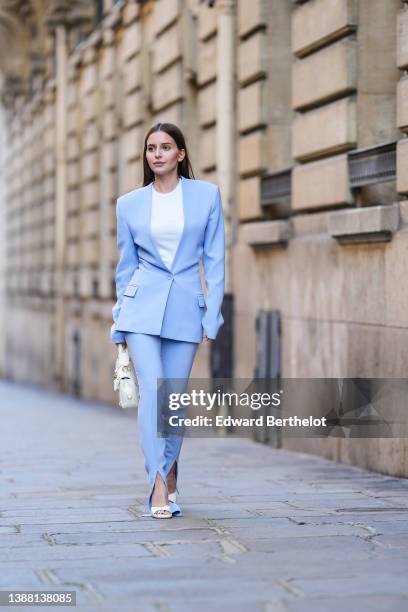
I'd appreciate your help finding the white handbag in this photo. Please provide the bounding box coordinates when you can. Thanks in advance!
[113,344,139,409]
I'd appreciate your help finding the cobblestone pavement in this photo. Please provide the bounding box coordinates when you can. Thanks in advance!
[1,380,408,611]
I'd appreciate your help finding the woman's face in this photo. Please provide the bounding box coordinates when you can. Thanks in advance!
[145,131,185,177]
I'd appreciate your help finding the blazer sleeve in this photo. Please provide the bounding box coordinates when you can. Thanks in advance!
[110,198,140,344]
[201,186,225,340]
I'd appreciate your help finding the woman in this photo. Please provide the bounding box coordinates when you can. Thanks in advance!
[111,122,225,519]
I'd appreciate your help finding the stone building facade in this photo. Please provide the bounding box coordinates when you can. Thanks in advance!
[1,0,408,476]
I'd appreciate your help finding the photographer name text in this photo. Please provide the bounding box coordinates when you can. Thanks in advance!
[167,415,327,428]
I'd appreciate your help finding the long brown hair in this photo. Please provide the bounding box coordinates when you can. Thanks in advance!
[142,122,195,186]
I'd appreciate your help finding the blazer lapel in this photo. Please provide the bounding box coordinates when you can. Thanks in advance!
[170,176,189,274]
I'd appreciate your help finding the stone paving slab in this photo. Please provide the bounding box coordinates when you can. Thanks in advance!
[280,594,408,612]
[1,379,408,610]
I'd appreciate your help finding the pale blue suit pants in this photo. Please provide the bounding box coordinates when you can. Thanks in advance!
[124,332,199,516]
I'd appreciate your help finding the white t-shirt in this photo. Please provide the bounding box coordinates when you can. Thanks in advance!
[150,178,184,270]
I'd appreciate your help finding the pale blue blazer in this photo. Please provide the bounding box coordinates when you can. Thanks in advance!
[110,175,225,344]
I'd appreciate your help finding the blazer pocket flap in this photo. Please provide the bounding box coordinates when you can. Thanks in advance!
[197,294,206,307]
[124,284,139,297]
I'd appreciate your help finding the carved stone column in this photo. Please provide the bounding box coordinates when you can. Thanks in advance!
[213,0,236,380]
[216,0,236,296]
[46,2,69,389]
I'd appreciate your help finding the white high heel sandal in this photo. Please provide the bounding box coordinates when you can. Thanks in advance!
[150,473,175,518]
[151,504,172,519]
[151,489,177,518]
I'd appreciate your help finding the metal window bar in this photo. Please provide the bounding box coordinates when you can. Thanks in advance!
[254,309,281,447]
[348,141,397,188]
[261,169,292,206]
